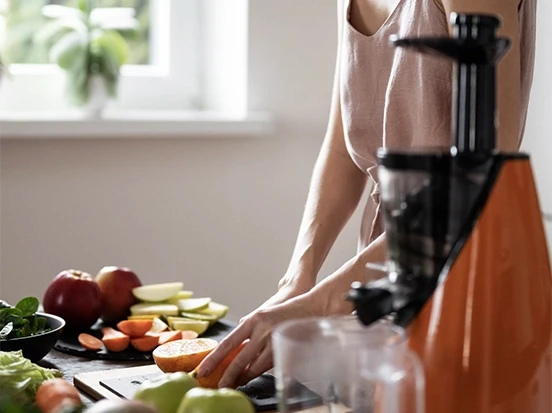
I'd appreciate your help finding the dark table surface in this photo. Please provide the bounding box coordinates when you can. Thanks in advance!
[39,349,151,405]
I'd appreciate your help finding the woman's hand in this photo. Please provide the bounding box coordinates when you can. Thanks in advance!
[255,274,315,313]
[196,292,321,389]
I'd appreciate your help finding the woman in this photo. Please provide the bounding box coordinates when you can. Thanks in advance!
[198,0,537,388]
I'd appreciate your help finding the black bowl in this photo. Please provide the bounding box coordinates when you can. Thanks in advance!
[0,312,65,362]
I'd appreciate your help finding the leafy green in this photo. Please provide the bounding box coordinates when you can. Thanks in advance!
[0,350,62,410]
[15,297,39,318]
[0,298,49,340]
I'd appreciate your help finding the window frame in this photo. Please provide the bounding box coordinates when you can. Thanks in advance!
[0,0,204,112]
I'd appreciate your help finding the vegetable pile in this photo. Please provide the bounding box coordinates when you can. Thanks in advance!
[0,297,50,340]
[0,350,62,410]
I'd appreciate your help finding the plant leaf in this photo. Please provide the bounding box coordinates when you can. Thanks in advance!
[15,297,39,318]
[91,28,129,66]
[34,16,87,45]
[49,31,87,70]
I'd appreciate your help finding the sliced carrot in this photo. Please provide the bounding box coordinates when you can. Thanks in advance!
[117,319,153,337]
[101,327,130,352]
[156,330,183,345]
[78,333,103,351]
[131,333,160,352]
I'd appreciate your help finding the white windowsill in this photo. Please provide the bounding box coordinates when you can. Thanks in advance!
[0,110,276,139]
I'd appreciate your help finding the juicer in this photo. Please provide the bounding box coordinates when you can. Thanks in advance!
[348,12,552,413]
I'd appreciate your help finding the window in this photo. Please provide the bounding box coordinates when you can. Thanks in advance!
[0,0,249,119]
[5,0,151,65]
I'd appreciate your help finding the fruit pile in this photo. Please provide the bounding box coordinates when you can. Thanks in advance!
[41,267,229,354]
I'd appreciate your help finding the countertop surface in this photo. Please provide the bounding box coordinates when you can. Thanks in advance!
[39,349,151,404]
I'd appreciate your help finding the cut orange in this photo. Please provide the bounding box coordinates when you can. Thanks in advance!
[190,341,247,388]
[153,338,218,373]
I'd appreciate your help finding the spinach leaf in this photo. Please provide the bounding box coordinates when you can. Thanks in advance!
[35,317,47,333]
[0,296,48,340]
[15,297,39,318]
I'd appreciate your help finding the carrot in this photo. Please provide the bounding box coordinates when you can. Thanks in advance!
[35,378,82,413]
[78,333,103,351]
[117,319,153,337]
[101,327,130,352]
[131,333,160,352]
[156,330,183,345]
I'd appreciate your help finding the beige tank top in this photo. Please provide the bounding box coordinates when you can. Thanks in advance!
[340,0,537,251]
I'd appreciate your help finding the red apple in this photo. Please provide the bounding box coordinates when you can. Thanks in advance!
[95,266,142,323]
[43,269,103,330]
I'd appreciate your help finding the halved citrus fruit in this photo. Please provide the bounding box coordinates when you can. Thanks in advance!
[153,338,218,373]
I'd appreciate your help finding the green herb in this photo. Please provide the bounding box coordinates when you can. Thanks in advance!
[15,297,39,318]
[0,350,62,410]
[0,297,49,340]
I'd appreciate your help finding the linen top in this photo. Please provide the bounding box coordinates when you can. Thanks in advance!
[339,0,537,250]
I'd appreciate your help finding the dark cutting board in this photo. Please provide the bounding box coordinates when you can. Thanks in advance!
[55,318,235,361]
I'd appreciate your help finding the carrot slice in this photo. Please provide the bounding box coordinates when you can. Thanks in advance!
[131,333,160,352]
[101,327,130,352]
[78,333,103,351]
[117,320,153,337]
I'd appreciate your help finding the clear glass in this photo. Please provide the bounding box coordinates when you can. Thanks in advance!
[272,316,425,413]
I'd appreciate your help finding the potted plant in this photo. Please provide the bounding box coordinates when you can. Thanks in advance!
[36,0,137,116]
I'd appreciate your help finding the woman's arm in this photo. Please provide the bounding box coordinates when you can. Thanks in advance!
[439,0,523,152]
[281,2,367,290]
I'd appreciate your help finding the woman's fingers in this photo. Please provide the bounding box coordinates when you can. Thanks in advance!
[197,320,253,377]
[236,343,274,386]
[218,326,267,388]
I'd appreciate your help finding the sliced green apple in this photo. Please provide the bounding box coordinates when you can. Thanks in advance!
[175,297,211,312]
[132,282,184,302]
[128,315,161,320]
[169,318,210,335]
[166,290,194,305]
[149,317,169,333]
[130,303,180,316]
[180,311,219,322]
[196,302,228,318]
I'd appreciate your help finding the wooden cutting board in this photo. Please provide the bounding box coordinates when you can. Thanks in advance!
[74,364,350,413]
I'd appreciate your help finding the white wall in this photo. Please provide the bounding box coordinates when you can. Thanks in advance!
[0,1,363,321]
[521,0,552,254]
[1,0,551,318]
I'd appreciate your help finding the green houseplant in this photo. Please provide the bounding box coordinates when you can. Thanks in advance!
[36,0,137,114]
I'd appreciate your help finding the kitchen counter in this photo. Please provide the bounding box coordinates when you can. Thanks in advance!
[39,349,151,405]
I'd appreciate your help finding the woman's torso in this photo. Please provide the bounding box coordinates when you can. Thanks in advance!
[339,0,537,249]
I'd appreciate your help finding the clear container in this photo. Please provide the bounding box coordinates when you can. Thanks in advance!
[272,316,425,413]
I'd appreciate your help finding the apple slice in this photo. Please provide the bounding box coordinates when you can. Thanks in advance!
[196,302,228,318]
[170,319,210,335]
[149,317,169,333]
[130,303,179,316]
[180,312,219,323]
[176,290,193,299]
[132,282,184,302]
[176,297,211,312]
[128,315,161,320]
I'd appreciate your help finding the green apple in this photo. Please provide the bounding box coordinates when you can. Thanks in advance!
[176,387,254,413]
[133,372,198,413]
